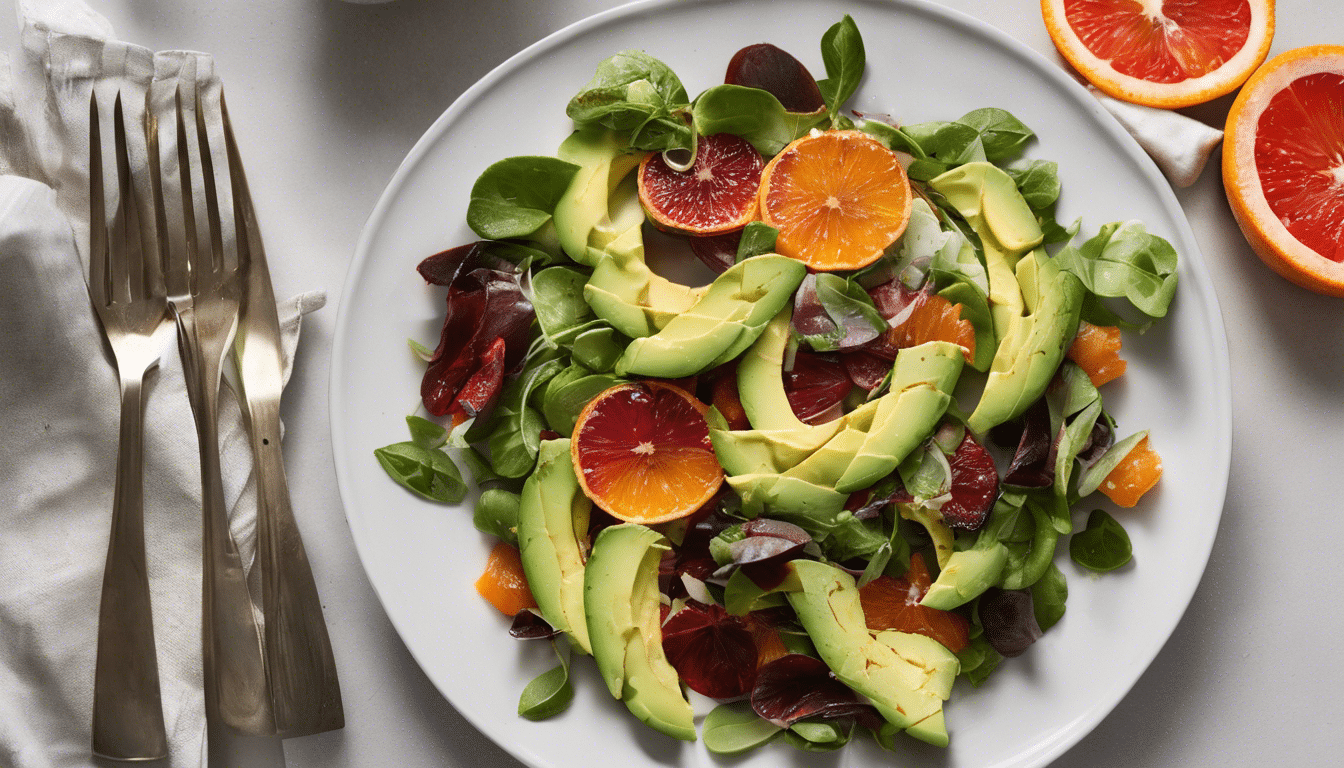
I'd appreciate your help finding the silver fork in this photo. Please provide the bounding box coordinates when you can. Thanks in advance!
[88,93,171,761]
[155,86,275,736]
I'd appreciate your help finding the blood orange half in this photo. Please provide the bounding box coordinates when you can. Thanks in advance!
[571,381,724,524]
[1041,0,1275,108]
[638,132,763,235]
[1224,45,1344,296]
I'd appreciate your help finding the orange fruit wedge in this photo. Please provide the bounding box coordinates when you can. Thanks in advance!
[1100,435,1163,507]
[638,132,763,235]
[1224,45,1344,296]
[888,292,977,363]
[475,541,537,616]
[1067,321,1127,386]
[758,130,912,271]
[858,552,970,652]
[571,381,724,524]
[1041,0,1275,108]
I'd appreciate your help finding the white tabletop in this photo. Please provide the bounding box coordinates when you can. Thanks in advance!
[8,1,1342,766]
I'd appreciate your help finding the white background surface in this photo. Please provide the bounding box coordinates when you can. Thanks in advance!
[5,1,1341,766]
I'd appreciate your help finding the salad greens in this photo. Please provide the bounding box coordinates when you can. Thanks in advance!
[376,12,1178,757]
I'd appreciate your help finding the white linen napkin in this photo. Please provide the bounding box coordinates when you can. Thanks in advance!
[0,3,324,767]
[1087,85,1225,189]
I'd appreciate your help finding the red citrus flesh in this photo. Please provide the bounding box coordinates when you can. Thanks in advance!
[1064,0,1251,84]
[638,133,764,235]
[571,381,724,524]
[858,552,970,652]
[1254,71,1344,262]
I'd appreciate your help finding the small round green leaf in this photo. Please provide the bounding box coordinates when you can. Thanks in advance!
[1070,509,1133,572]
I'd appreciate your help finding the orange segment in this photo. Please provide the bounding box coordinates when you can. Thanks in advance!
[1100,436,1163,507]
[758,130,912,271]
[746,614,789,668]
[571,381,725,524]
[1042,0,1275,108]
[858,552,970,653]
[1224,45,1344,296]
[475,541,537,616]
[887,292,976,363]
[1067,321,1127,386]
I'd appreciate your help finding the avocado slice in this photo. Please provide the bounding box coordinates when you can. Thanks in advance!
[517,439,592,654]
[786,560,960,747]
[709,422,844,476]
[966,249,1084,435]
[919,543,1009,611]
[929,162,1044,343]
[584,523,696,741]
[582,212,705,338]
[614,254,806,378]
[736,308,839,435]
[554,128,643,266]
[833,342,965,493]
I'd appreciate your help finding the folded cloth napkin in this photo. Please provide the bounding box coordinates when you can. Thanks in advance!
[1087,85,1225,189]
[0,3,324,767]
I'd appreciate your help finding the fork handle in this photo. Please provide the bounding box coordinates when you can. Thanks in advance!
[194,356,275,736]
[250,398,345,736]
[92,373,168,761]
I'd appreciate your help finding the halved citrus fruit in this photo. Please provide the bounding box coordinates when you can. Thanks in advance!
[1224,45,1344,296]
[638,132,763,235]
[571,381,724,524]
[887,292,977,363]
[1041,0,1275,108]
[1067,321,1127,386]
[758,130,912,271]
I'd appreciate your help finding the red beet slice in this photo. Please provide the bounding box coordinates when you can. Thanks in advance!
[725,43,826,114]
[661,601,759,699]
[941,431,1000,531]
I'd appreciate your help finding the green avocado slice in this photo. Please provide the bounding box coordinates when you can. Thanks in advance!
[584,524,696,741]
[786,560,959,747]
[613,254,806,378]
[517,439,592,654]
[929,162,1044,344]
[966,249,1083,434]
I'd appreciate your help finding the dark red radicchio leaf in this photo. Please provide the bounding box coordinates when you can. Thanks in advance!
[941,431,1000,531]
[418,243,534,419]
[688,231,739,274]
[979,587,1042,658]
[1075,416,1115,472]
[750,654,874,728]
[733,518,812,591]
[791,274,884,351]
[724,44,826,114]
[783,351,851,424]
[845,474,914,521]
[661,600,759,699]
[509,609,562,640]
[1003,399,1055,489]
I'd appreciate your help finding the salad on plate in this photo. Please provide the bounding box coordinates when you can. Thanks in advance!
[372,15,1178,756]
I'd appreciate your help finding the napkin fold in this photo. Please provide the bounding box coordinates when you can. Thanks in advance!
[0,3,323,767]
[1087,85,1224,189]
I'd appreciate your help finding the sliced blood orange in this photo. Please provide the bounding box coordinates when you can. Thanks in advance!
[1224,45,1344,296]
[858,552,970,652]
[1067,321,1127,386]
[1100,435,1163,507]
[638,132,763,235]
[571,381,724,524]
[1041,0,1275,108]
[887,292,976,363]
[758,130,912,271]
[475,541,537,616]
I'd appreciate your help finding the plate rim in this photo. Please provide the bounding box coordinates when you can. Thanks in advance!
[329,1,1233,766]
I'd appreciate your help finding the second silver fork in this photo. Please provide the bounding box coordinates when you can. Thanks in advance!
[151,86,274,736]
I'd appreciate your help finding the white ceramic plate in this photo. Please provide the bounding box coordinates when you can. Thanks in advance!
[331,1,1232,766]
